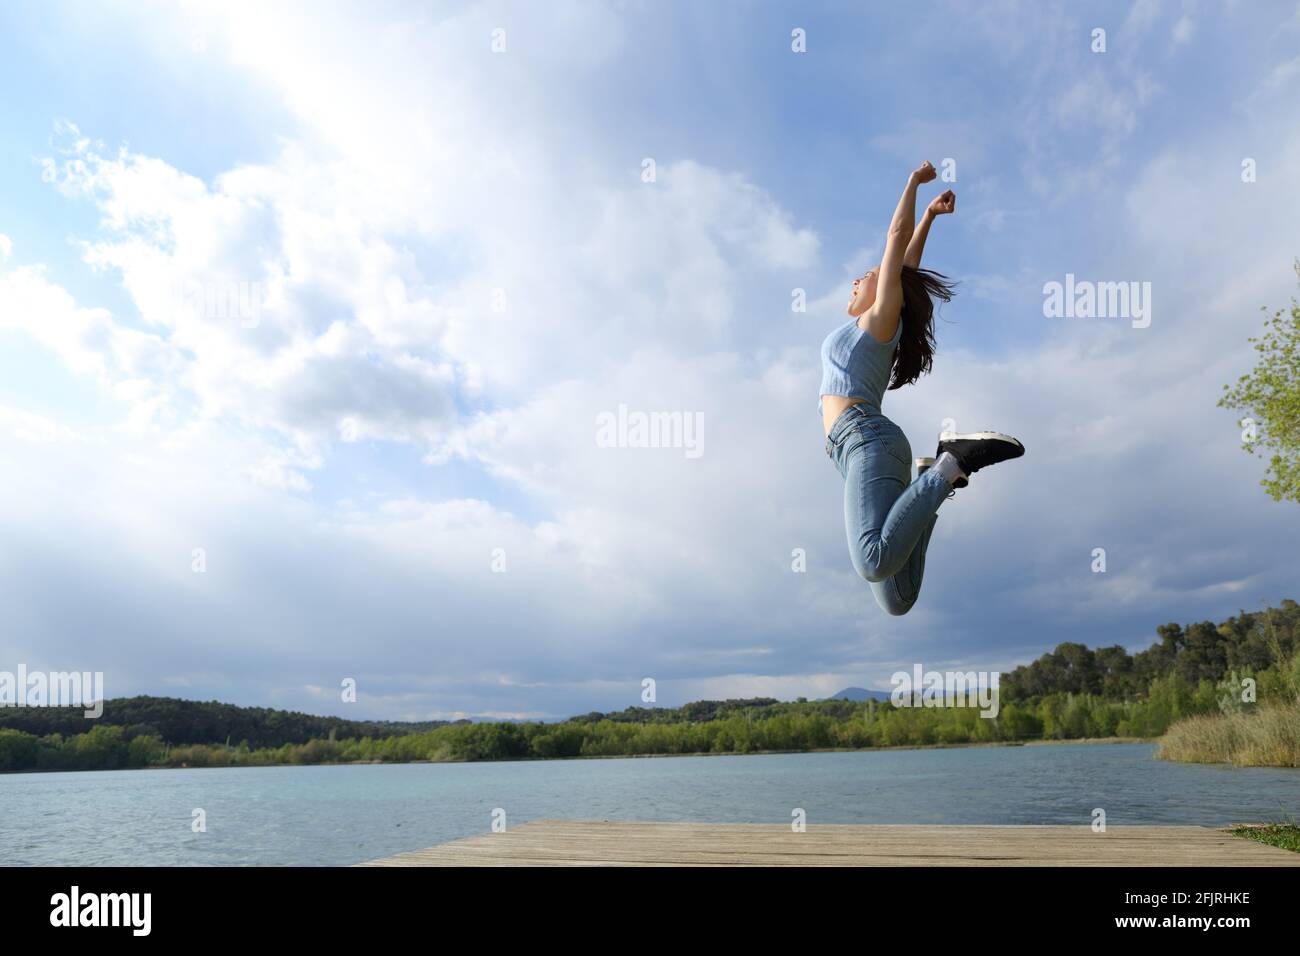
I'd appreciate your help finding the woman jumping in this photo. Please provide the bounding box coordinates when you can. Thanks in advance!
[819,159,1024,616]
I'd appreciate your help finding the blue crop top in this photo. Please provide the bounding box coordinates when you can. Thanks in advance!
[817,316,902,416]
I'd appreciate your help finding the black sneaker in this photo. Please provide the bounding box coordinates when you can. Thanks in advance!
[935,431,1024,480]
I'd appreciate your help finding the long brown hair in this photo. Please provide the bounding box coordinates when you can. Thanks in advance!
[888,265,956,390]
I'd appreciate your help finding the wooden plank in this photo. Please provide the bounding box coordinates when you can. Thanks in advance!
[357,820,1300,867]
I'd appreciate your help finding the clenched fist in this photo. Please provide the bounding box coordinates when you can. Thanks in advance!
[927,189,956,216]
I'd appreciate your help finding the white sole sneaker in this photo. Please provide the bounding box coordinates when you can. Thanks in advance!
[935,431,1025,478]
[938,431,1022,443]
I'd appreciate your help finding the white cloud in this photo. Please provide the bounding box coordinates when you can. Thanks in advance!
[0,262,176,404]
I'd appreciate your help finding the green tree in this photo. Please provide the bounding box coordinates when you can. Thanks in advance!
[1219,259,1300,502]
[70,724,129,769]
[0,729,39,771]
[127,733,166,767]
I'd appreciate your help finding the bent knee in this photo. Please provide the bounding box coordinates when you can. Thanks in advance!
[855,560,889,585]
[852,541,889,583]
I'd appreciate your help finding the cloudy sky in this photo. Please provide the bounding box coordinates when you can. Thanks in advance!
[1,0,1297,721]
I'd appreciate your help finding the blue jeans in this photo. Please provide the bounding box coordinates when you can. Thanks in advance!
[825,404,950,616]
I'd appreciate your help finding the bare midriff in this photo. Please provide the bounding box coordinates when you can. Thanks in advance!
[821,395,870,438]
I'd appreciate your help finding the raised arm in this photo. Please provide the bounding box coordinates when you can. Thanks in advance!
[864,161,936,342]
[904,188,955,269]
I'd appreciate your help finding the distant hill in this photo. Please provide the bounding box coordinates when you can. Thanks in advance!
[827,687,892,702]
[0,695,452,748]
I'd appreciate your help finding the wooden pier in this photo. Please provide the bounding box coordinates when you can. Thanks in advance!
[358,820,1300,867]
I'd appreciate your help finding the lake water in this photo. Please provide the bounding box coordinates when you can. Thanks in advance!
[2,743,1298,865]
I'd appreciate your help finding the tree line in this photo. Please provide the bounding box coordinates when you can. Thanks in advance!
[0,695,450,748]
[1,601,1295,773]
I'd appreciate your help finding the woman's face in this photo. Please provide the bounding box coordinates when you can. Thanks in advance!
[847,267,879,316]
